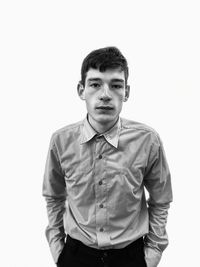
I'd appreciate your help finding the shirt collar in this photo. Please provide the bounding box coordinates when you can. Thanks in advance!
[80,116,121,149]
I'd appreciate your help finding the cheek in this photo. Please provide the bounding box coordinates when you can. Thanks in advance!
[85,90,96,99]
[85,95,95,109]
[115,91,125,102]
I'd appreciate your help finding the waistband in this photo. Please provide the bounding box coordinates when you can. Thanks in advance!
[66,235,144,257]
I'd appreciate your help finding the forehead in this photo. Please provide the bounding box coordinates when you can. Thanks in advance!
[85,68,125,82]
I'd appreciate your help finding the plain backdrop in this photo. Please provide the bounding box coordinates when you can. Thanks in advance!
[0,1,199,266]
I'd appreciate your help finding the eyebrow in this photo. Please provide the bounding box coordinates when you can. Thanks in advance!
[111,79,125,83]
[87,78,102,82]
[87,78,125,83]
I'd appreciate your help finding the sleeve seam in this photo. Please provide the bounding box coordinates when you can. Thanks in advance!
[51,136,64,176]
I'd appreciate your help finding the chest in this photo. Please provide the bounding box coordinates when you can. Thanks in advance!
[60,137,151,195]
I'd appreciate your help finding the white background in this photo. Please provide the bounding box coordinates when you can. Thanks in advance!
[0,0,199,266]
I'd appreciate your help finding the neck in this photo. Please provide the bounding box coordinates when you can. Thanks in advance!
[88,115,119,134]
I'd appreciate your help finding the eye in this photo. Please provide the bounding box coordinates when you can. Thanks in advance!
[111,84,123,89]
[90,83,101,88]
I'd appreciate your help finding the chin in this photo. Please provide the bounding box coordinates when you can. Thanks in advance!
[96,115,117,124]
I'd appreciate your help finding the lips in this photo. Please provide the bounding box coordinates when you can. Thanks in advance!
[96,106,114,110]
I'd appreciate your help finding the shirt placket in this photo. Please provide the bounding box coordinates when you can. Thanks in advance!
[94,136,110,247]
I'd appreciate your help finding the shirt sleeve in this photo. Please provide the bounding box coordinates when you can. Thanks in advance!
[143,133,173,267]
[42,134,67,263]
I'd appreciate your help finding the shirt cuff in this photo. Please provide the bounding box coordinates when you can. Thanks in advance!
[50,239,65,263]
[144,246,162,267]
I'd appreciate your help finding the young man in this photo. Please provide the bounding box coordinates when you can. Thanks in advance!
[42,47,172,267]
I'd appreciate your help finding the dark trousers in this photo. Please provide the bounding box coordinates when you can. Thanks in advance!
[57,235,147,267]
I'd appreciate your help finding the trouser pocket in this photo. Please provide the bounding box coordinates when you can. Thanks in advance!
[57,236,79,267]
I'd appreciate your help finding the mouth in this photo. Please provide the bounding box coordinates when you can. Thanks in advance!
[96,106,114,110]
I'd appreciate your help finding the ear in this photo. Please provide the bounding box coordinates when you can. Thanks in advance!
[77,82,85,100]
[123,85,130,102]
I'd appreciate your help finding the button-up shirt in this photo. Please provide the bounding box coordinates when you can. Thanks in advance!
[42,116,172,265]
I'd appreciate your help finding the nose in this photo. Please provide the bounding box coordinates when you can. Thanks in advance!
[99,84,112,101]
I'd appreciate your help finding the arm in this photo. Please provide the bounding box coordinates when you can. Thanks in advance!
[42,134,67,263]
[144,134,173,267]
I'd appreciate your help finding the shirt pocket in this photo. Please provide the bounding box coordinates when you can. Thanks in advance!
[64,165,94,199]
[107,168,142,218]
[120,166,144,194]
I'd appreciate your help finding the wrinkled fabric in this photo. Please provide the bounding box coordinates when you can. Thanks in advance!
[42,116,172,264]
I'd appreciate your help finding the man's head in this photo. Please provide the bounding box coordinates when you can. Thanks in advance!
[78,46,130,133]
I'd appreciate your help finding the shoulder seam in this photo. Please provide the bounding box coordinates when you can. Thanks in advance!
[121,123,159,136]
[120,118,161,145]
[52,120,83,137]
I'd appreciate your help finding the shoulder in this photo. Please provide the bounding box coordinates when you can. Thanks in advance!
[120,117,161,145]
[50,120,84,144]
[120,117,158,134]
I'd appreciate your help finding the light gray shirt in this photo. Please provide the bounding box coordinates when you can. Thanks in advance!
[42,117,172,266]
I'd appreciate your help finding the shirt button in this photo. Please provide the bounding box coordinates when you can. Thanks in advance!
[99,180,103,185]
[96,135,102,141]
[98,155,103,159]
[99,204,104,208]
[100,228,104,232]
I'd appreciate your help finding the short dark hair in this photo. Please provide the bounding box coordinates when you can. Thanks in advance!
[81,46,129,86]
